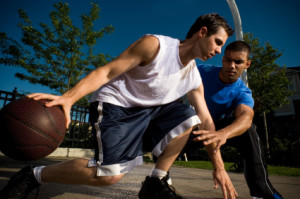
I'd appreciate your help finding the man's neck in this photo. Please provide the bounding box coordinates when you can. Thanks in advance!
[179,40,197,66]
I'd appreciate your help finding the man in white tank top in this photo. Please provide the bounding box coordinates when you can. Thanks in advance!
[2,13,238,199]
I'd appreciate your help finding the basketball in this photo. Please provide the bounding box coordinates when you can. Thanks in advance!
[0,97,66,161]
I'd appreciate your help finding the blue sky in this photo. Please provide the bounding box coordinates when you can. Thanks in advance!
[0,0,299,94]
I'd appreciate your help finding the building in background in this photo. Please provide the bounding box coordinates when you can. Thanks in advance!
[272,66,300,138]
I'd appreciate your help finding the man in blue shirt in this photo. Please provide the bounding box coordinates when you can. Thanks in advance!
[192,41,283,199]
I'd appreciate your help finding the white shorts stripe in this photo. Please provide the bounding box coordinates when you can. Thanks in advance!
[88,156,143,176]
[152,115,200,157]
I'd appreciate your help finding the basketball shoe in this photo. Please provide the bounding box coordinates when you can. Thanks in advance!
[0,165,40,199]
[138,176,183,199]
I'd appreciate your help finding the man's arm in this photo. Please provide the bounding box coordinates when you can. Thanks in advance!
[222,104,254,138]
[187,84,238,199]
[27,35,160,127]
[193,103,254,150]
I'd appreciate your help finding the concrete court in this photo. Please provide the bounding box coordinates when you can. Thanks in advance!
[0,155,300,199]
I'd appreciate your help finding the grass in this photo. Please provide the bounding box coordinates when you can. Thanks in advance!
[172,161,300,177]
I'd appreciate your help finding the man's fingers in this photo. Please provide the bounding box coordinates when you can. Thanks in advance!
[65,114,71,129]
[221,184,228,199]
[44,100,61,108]
[213,169,237,199]
[232,190,238,199]
[26,93,41,98]
[222,182,238,199]
[27,93,46,99]
[27,93,62,107]
[192,133,214,141]
[213,178,218,189]
[203,138,216,145]
[228,188,237,199]
[193,136,218,146]
[201,136,218,146]
[27,93,59,101]
[192,130,210,135]
[227,183,238,199]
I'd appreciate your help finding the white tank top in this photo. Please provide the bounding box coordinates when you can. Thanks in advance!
[90,35,202,107]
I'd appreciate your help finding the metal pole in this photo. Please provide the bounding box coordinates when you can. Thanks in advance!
[226,0,248,86]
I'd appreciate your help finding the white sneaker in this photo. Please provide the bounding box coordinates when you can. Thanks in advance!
[252,197,263,199]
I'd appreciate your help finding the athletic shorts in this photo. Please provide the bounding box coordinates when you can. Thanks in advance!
[88,101,200,176]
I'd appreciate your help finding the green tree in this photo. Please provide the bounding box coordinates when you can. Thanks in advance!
[0,1,114,105]
[244,33,291,150]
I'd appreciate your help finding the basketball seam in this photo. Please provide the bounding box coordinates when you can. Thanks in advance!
[3,111,60,144]
[36,100,65,138]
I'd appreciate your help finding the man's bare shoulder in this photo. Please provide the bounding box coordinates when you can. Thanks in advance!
[131,35,160,66]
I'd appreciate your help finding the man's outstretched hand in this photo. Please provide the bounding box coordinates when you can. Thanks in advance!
[192,129,228,153]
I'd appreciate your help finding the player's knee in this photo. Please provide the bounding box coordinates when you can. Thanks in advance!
[94,174,124,186]
[106,175,123,185]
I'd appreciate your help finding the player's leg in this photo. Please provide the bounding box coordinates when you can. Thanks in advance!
[154,126,193,171]
[139,128,193,199]
[0,159,125,199]
[227,123,283,199]
[139,101,200,199]
[41,158,124,186]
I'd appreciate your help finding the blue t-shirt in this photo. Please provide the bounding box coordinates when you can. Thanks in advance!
[197,64,254,121]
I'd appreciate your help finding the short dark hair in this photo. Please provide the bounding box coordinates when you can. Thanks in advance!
[186,13,234,39]
[225,40,251,59]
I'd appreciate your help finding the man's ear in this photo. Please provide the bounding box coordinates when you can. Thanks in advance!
[198,27,208,38]
[245,59,251,69]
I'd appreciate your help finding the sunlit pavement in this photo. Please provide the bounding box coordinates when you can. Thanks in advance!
[0,155,299,199]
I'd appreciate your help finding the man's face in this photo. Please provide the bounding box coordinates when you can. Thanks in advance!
[220,50,251,84]
[198,27,228,61]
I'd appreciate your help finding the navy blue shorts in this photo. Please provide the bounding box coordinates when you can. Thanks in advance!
[88,101,200,176]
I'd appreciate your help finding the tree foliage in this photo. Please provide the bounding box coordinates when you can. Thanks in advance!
[244,33,291,116]
[0,1,114,105]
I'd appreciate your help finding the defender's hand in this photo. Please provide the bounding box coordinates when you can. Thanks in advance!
[192,130,228,152]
